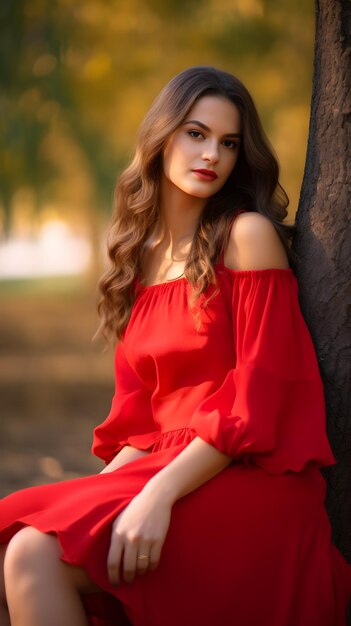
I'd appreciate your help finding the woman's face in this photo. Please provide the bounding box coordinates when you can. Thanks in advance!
[162,95,241,199]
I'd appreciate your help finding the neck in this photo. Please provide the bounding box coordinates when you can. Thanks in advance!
[155,175,206,253]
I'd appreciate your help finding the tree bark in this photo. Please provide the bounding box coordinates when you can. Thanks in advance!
[292,0,351,563]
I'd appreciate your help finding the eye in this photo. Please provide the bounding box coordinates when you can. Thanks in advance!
[223,139,239,150]
[188,130,204,139]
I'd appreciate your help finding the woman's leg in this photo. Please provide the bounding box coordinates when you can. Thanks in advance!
[0,544,10,626]
[3,527,100,626]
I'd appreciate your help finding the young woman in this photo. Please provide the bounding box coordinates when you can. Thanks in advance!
[0,66,350,626]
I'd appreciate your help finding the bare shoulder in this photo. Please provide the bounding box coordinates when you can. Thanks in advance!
[223,211,290,271]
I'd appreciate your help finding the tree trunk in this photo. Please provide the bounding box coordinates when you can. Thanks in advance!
[292,0,351,564]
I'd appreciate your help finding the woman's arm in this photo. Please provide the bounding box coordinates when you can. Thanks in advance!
[107,437,231,585]
[142,436,231,503]
[100,445,150,474]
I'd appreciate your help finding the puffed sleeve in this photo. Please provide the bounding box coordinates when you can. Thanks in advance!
[92,341,160,464]
[189,268,336,474]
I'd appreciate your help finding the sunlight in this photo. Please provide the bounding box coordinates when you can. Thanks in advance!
[0,219,92,279]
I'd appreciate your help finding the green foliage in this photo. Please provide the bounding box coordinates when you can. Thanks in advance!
[0,0,315,231]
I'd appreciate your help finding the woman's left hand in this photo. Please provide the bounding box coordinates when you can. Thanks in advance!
[107,487,173,586]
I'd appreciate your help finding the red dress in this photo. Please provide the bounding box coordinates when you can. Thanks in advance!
[0,215,350,626]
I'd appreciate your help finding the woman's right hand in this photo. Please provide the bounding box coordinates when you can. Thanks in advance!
[107,486,172,586]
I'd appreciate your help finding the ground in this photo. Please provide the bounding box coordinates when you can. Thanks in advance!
[0,278,115,497]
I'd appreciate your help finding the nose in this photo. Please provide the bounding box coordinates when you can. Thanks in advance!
[201,141,219,164]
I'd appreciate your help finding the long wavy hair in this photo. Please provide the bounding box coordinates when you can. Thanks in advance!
[96,65,296,343]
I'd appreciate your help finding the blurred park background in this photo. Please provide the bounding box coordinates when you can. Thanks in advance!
[0,0,314,495]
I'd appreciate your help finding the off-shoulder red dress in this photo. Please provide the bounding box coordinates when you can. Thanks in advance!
[0,214,350,626]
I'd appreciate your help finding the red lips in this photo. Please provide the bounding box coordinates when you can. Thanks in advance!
[192,169,218,181]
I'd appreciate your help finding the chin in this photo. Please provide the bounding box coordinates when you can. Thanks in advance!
[182,185,216,199]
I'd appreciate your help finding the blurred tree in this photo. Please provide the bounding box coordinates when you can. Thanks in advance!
[292,0,351,564]
[0,0,315,240]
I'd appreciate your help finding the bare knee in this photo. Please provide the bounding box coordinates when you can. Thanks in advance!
[5,527,57,580]
[4,527,57,602]
[5,527,98,594]
[0,544,8,604]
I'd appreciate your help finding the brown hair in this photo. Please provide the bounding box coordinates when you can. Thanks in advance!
[96,65,295,343]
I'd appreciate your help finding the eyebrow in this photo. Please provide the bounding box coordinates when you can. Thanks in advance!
[183,119,242,138]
